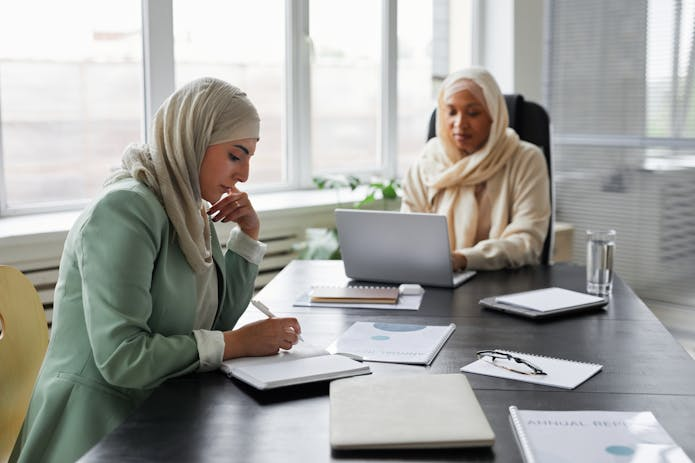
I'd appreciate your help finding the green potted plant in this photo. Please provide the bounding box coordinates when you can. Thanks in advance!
[295,175,401,259]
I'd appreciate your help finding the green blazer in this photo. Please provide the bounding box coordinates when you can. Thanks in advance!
[11,179,259,463]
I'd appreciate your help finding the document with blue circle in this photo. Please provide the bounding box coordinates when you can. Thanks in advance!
[327,321,455,365]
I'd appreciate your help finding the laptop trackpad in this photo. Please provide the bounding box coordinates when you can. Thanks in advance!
[453,270,477,286]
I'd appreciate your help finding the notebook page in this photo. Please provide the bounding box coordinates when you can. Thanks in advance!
[495,287,604,312]
[220,342,328,373]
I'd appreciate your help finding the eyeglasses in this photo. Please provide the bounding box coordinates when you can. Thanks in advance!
[476,350,547,376]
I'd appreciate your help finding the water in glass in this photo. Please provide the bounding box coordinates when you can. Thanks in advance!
[586,235,615,296]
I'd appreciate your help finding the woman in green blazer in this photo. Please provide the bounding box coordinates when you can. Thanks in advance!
[10,78,302,463]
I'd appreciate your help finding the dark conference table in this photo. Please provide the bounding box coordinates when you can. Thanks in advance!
[79,261,695,462]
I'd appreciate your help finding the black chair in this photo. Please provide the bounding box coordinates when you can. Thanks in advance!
[427,94,554,265]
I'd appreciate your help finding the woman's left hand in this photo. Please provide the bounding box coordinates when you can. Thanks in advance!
[207,186,260,240]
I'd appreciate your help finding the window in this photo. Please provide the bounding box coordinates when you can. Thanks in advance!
[0,0,142,212]
[397,0,435,177]
[309,0,381,174]
[545,0,695,306]
[0,0,440,214]
[172,0,285,186]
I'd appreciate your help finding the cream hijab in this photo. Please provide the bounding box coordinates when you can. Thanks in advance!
[424,67,521,249]
[105,77,260,273]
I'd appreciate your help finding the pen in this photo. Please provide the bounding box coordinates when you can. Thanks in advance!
[251,299,304,342]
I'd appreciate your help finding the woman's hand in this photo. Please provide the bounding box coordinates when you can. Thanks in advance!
[451,251,468,271]
[222,317,302,360]
[207,186,260,240]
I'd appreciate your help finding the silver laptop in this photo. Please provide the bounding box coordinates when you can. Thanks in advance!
[335,209,476,288]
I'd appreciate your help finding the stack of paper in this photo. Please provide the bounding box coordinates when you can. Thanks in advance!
[310,286,399,304]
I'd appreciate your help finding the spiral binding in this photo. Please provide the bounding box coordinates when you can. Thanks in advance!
[312,285,396,290]
[508,406,537,463]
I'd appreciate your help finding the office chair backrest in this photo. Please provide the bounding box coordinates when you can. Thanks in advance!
[427,94,554,264]
[0,266,49,462]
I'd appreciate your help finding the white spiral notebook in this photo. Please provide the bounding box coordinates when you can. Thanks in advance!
[293,287,423,310]
[460,350,602,389]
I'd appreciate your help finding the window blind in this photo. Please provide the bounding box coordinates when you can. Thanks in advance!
[545,0,695,308]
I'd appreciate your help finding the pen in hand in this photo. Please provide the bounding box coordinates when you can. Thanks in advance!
[251,300,304,342]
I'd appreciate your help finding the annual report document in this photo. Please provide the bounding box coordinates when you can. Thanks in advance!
[508,407,692,463]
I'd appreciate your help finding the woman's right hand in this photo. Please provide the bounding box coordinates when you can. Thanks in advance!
[222,317,301,360]
[451,251,468,271]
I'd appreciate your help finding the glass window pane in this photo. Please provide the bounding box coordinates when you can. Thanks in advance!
[397,0,435,177]
[546,0,695,311]
[646,0,695,138]
[0,0,143,209]
[172,0,285,187]
[310,0,380,173]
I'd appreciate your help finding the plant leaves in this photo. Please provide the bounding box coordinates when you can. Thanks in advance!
[356,192,375,209]
[296,228,341,260]
[382,184,397,199]
[347,175,362,190]
[313,176,330,189]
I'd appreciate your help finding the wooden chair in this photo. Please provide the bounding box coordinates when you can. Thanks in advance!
[0,266,49,462]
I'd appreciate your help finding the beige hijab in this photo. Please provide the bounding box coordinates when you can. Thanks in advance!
[423,67,521,249]
[105,77,260,273]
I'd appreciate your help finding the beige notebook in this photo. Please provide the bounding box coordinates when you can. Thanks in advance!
[330,374,495,450]
[310,286,399,304]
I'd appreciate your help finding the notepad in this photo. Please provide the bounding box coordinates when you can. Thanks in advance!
[480,287,607,318]
[327,321,455,365]
[330,374,495,450]
[461,350,602,389]
[508,407,692,463]
[294,290,422,310]
[220,343,371,390]
[310,285,399,304]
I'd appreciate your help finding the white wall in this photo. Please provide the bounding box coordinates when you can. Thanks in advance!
[461,0,545,102]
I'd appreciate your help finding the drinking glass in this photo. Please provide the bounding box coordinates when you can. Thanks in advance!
[586,230,616,296]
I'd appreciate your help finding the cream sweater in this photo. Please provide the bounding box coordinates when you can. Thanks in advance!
[401,138,550,270]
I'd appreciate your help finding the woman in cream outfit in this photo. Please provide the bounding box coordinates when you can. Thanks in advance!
[11,78,302,462]
[401,67,550,271]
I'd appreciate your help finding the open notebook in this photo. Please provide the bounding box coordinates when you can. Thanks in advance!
[220,343,371,390]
